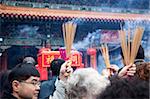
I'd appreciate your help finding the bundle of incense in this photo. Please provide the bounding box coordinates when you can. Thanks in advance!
[119,27,144,65]
[100,44,111,69]
[62,22,77,58]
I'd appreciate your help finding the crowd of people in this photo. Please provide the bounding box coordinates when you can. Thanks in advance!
[0,44,149,99]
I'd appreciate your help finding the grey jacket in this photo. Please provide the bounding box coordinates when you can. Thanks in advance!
[49,80,66,99]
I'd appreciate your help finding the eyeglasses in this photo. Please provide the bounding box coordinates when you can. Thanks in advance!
[21,81,41,86]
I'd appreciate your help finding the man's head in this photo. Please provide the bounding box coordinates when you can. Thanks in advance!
[66,68,110,99]
[135,62,150,81]
[97,76,149,99]
[23,56,36,65]
[8,63,40,99]
[50,59,65,76]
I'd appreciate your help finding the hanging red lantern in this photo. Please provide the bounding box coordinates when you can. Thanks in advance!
[87,48,96,55]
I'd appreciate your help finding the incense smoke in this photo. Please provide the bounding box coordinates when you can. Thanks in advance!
[12,25,47,40]
[73,29,101,50]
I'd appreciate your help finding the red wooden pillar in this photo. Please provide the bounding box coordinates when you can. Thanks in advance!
[0,51,7,72]
[87,48,97,70]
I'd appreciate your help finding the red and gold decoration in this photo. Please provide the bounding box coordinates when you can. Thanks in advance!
[37,48,61,68]
[36,48,61,80]
[36,47,84,80]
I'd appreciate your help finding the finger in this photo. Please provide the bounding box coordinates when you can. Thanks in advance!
[64,66,73,76]
[60,66,68,74]
[128,64,136,71]
[108,67,117,72]
[127,71,136,75]
[127,73,134,76]
[124,63,133,70]
[110,65,119,70]
[128,67,136,71]
[60,68,66,74]
[127,71,135,76]
[61,60,71,68]
[132,64,136,67]
[67,60,72,66]
[65,65,72,73]
[64,69,72,76]
[107,68,115,75]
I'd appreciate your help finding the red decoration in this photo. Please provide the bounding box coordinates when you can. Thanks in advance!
[87,48,97,69]
[87,48,96,55]
[37,48,84,80]
[36,65,48,81]
[37,48,61,68]
[69,51,84,68]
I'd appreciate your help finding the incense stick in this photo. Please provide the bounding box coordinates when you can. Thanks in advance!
[62,22,77,58]
[127,29,131,64]
[119,27,144,66]
[100,43,111,76]
[130,27,144,63]
[119,30,128,65]
[100,44,110,68]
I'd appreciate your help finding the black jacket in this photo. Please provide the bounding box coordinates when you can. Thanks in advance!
[1,92,17,99]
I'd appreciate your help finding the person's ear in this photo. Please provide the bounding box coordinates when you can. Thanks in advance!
[12,80,20,92]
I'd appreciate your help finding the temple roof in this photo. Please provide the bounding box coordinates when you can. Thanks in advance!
[1,4,150,21]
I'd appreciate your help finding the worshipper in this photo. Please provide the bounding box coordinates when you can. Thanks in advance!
[45,61,108,99]
[39,58,65,99]
[49,60,73,99]
[49,61,136,99]
[97,62,150,99]
[102,44,145,78]
[135,62,150,81]
[97,73,149,99]
[65,68,110,99]
[101,63,136,77]
[1,63,40,99]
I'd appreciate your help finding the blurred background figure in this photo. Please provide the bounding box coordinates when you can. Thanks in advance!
[39,58,65,99]
[23,56,36,65]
